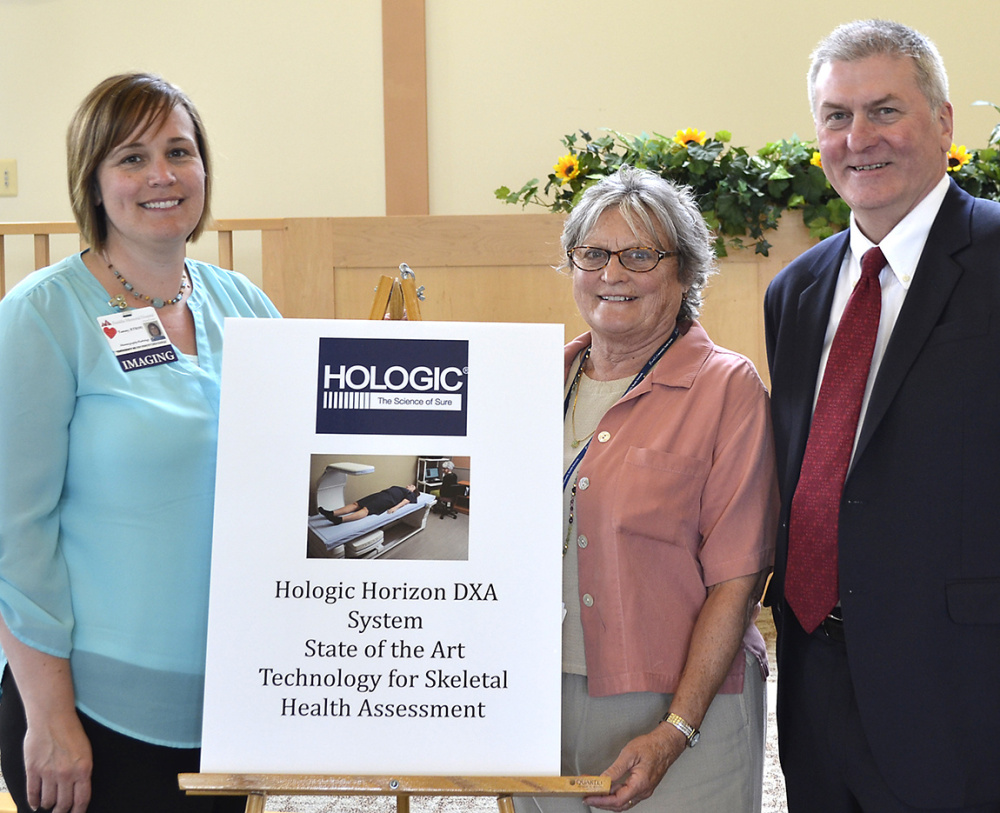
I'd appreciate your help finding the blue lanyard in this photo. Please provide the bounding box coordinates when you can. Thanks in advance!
[562,326,680,491]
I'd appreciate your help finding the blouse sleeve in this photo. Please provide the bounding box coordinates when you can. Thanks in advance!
[696,361,779,588]
[0,292,77,658]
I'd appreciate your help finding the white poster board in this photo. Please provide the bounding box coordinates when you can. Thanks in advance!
[201,319,564,775]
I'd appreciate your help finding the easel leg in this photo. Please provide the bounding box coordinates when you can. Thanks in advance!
[397,794,411,813]
[386,280,406,320]
[368,272,423,322]
[497,795,515,813]
[369,275,395,320]
[244,792,267,813]
[400,275,423,320]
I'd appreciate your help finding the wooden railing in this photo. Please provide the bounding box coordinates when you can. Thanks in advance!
[1,215,816,383]
[0,219,285,295]
[0,221,83,282]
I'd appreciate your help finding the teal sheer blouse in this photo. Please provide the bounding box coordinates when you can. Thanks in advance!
[0,253,280,746]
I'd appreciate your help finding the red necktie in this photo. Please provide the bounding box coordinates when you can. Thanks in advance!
[786,246,886,633]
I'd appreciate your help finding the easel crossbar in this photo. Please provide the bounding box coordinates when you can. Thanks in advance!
[179,773,609,797]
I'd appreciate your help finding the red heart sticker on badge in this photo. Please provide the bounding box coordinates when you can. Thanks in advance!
[103,325,117,339]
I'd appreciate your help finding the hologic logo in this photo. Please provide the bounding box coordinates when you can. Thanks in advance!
[316,337,469,436]
[323,364,465,393]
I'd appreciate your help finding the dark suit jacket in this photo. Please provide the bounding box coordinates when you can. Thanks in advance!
[764,180,1000,808]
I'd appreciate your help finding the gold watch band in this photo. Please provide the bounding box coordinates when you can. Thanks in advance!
[662,712,700,746]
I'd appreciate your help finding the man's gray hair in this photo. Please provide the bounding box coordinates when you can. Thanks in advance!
[808,19,949,115]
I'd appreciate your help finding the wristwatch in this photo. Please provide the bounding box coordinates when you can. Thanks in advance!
[662,712,701,747]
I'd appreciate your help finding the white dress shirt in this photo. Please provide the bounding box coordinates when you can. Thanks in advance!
[812,174,951,459]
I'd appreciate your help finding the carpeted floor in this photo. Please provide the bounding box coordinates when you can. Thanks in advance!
[759,610,788,813]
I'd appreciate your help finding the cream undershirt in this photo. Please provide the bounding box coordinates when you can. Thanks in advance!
[562,356,631,675]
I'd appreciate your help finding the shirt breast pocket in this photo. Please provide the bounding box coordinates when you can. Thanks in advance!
[614,446,709,546]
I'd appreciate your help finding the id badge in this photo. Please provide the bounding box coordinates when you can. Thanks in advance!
[97,307,177,372]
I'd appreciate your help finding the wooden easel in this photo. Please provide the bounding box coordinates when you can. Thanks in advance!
[178,773,610,813]
[181,269,603,812]
[369,263,424,321]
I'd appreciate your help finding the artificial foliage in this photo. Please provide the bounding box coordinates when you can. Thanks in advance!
[497,106,1000,257]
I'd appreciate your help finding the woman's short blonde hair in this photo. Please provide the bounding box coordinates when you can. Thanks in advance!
[67,73,212,253]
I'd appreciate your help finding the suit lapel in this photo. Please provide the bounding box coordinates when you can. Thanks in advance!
[854,183,973,461]
[786,233,849,470]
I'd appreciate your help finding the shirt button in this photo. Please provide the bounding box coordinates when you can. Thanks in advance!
[582,593,594,607]
[597,431,611,443]
[578,477,590,490]
[577,535,588,549]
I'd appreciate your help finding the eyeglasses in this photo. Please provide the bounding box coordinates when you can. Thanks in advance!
[567,245,678,273]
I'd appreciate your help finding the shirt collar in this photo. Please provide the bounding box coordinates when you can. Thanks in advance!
[564,322,712,394]
[848,174,950,289]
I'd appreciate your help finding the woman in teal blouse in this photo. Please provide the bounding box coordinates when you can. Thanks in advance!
[0,74,279,813]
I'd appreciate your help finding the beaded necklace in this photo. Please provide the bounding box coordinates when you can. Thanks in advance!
[569,347,594,448]
[105,251,189,310]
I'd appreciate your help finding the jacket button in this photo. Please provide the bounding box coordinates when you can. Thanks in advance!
[578,477,590,490]
[582,593,594,607]
[577,535,588,549]
[597,431,611,443]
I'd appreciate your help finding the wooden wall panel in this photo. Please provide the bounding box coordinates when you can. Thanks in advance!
[326,214,566,267]
[333,263,588,340]
[2,215,815,386]
[245,213,814,382]
[699,256,765,378]
[263,219,336,317]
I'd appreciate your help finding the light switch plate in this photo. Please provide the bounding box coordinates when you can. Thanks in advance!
[1,160,18,197]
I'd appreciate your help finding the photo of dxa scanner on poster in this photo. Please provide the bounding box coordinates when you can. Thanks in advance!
[306,454,471,560]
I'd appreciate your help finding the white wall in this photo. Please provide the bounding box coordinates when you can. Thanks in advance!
[2,0,998,282]
[0,0,385,226]
[425,0,999,214]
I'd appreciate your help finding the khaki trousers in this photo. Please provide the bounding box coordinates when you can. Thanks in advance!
[514,652,765,813]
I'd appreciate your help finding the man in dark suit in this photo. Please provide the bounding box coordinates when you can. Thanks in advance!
[765,19,1000,813]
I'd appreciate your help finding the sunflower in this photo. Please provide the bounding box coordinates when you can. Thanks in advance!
[673,128,707,147]
[810,151,823,169]
[947,143,971,172]
[553,154,581,184]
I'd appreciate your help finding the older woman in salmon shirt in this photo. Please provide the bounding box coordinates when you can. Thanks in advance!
[517,166,778,813]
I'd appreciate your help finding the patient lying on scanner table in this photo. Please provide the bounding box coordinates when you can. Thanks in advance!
[318,484,420,525]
